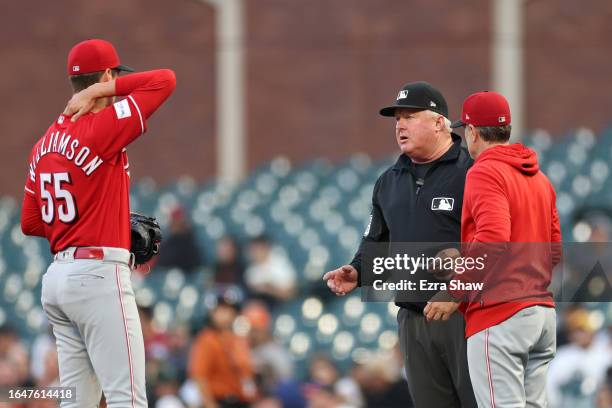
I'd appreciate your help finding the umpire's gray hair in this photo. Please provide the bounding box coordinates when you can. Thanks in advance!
[425,110,452,133]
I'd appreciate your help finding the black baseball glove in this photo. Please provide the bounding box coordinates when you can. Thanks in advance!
[130,212,162,265]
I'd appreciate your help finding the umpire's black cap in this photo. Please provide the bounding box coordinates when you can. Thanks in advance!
[379,81,449,118]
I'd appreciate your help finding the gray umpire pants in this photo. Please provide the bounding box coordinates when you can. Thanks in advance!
[41,247,147,408]
[467,306,556,408]
[398,307,478,408]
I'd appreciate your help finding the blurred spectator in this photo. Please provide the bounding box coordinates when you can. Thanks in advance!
[166,323,191,385]
[189,296,256,408]
[146,358,164,405]
[579,212,612,243]
[596,367,612,408]
[353,349,412,408]
[0,324,30,386]
[157,205,203,273]
[37,346,59,387]
[548,308,612,407]
[139,306,170,361]
[243,301,294,393]
[0,360,19,387]
[30,325,55,385]
[214,235,246,286]
[251,397,283,408]
[560,212,612,303]
[557,303,585,347]
[154,364,186,408]
[272,380,306,408]
[212,235,247,302]
[245,235,297,305]
[303,354,364,408]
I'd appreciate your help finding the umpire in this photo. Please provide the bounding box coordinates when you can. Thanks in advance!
[323,82,477,407]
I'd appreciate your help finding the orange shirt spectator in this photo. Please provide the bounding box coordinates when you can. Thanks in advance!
[189,299,256,408]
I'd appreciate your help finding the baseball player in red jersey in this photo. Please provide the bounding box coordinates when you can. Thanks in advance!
[20,39,176,407]
[425,92,561,407]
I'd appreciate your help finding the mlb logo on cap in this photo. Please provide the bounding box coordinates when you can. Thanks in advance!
[451,91,511,129]
[381,81,449,118]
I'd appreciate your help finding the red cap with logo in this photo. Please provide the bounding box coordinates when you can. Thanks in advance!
[451,91,511,128]
[67,39,134,76]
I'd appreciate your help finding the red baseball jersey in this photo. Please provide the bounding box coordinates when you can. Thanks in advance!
[21,69,176,253]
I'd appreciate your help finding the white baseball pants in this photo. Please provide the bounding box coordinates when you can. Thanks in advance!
[467,306,556,408]
[41,247,147,408]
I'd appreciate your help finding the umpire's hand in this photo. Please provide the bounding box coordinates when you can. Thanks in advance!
[424,301,459,322]
[323,265,358,296]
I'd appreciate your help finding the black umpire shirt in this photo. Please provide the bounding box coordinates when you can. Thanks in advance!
[350,133,473,311]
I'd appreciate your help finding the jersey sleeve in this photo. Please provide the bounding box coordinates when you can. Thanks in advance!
[91,69,177,160]
[350,176,390,286]
[24,158,36,197]
[21,158,45,237]
[550,184,563,267]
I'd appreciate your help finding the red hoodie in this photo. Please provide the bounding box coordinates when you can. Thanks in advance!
[452,143,561,338]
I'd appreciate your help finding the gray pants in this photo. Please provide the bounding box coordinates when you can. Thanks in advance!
[398,307,477,408]
[41,247,147,408]
[467,306,556,408]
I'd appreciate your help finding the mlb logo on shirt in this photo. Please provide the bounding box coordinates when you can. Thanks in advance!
[431,197,454,211]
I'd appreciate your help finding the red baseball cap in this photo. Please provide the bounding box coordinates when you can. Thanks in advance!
[67,39,134,76]
[451,91,511,128]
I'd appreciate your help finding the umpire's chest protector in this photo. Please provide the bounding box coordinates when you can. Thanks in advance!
[378,137,473,243]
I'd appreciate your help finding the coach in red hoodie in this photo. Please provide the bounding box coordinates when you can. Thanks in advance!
[425,92,562,408]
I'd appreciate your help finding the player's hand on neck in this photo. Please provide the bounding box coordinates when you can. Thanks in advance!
[64,68,117,122]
